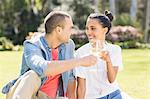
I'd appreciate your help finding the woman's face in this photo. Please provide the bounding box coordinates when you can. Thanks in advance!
[85,18,107,41]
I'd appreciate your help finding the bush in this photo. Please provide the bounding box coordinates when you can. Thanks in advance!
[106,26,142,43]
[115,41,138,49]
[0,37,21,51]
[106,26,143,49]
[135,42,150,49]
[115,41,150,49]
[71,30,88,49]
[0,37,14,50]
[72,26,144,49]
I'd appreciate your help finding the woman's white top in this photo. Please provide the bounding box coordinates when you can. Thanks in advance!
[74,43,123,99]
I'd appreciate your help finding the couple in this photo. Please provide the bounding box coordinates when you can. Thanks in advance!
[2,10,123,99]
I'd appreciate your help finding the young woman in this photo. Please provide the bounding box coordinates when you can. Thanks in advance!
[74,11,123,99]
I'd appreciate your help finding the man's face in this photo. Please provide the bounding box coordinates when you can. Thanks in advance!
[59,17,74,43]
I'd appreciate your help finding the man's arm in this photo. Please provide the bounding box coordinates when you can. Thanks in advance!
[24,42,97,77]
[44,55,96,76]
[77,77,86,99]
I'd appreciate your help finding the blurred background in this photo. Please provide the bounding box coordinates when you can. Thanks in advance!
[0,0,150,99]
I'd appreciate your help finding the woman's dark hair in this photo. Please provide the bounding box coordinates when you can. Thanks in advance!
[88,10,114,34]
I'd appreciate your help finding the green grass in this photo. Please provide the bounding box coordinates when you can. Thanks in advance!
[117,49,150,99]
[0,49,150,99]
[0,51,22,99]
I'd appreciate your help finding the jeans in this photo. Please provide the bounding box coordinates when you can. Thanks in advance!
[99,90,122,99]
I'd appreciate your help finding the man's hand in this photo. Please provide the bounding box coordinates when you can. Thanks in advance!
[79,55,97,67]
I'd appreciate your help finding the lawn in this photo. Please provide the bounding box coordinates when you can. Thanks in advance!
[0,49,150,99]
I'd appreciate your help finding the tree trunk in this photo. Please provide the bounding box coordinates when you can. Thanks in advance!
[101,0,106,12]
[144,0,150,43]
[93,0,99,13]
[130,0,137,20]
[109,0,116,16]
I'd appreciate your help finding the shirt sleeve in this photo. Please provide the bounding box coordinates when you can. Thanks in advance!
[110,45,123,71]
[74,67,87,79]
[73,50,87,79]
[23,42,49,78]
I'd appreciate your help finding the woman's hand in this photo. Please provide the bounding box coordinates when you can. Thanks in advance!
[100,51,111,63]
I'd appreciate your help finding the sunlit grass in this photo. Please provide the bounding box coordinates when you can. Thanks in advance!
[117,49,150,99]
[0,51,22,99]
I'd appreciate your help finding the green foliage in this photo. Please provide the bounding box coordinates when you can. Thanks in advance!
[113,13,139,27]
[0,0,148,45]
[115,41,150,49]
[0,37,21,51]
[117,0,131,14]
[70,0,94,29]
[115,41,138,49]
[97,0,109,13]
[52,0,61,5]
[72,36,88,50]
[0,0,40,44]
[0,0,59,44]
[0,37,14,50]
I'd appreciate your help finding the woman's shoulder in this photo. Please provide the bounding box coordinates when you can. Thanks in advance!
[75,43,91,57]
[76,43,90,53]
[106,43,122,51]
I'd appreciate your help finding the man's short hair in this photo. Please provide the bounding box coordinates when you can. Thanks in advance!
[44,11,71,34]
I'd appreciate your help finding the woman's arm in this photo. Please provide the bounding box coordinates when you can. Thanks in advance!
[67,80,76,99]
[106,59,119,83]
[77,77,86,99]
[101,51,119,83]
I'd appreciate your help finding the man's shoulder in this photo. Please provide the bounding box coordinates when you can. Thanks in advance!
[67,39,75,46]
[64,39,75,49]
[23,33,45,48]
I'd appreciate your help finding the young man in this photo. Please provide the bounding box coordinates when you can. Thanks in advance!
[2,11,97,99]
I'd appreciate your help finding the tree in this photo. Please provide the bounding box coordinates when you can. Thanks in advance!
[0,0,61,44]
[109,0,116,16]
[97,0,107,13]
[0,0,31,44]
[92,0,99,12]
[117,0,130,14]
[130,0,137,20]
[143,0,150,43]
[70,0,94,29]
